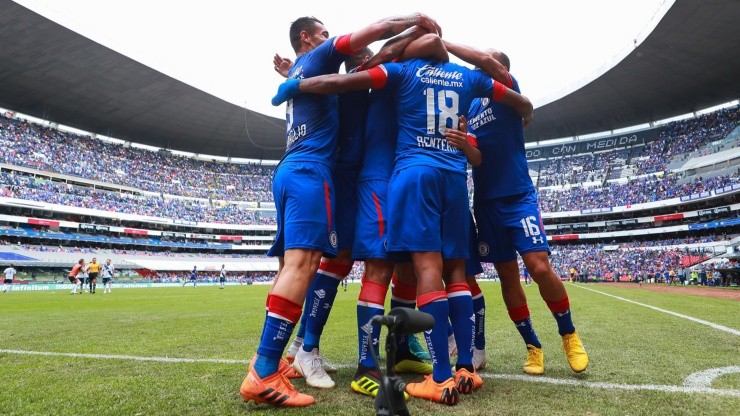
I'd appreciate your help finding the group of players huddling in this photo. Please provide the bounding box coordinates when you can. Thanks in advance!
[240,12,589,408]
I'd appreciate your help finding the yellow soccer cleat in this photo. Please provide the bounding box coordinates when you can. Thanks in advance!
[523,344,545,375]
[562,331,589,373]
[350,366,409,400]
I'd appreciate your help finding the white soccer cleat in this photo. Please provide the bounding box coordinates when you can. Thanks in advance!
[317,350,338,374]
[285,337,303,363]
[292,347,335,389]
[472,347,487,371]
[448,334,458,357]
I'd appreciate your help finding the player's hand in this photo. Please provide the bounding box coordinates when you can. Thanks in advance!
[271,78,301,106]
[444,116,470,150]
[273,53,293,78]
[417,12,442,37]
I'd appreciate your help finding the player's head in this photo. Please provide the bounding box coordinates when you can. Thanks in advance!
[106,259,111,264]
[9,264,13,268]
[344,47,374,73]
[290,16,328,53]
[78,258,84,265]
[221,264,225,268]
[485,48,510,71]
[92,257,97,263]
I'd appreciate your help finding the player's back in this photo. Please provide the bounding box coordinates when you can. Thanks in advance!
[381,59,493,175]
[358,87,397,182]
[336,82,370,172]
[468,75,533,200]
[282,38,350,165]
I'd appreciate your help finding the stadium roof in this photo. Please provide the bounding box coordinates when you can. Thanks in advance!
[0,0,739,159]
[524,0,740,142]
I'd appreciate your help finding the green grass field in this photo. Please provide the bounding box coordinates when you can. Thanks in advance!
[1,282,738,416]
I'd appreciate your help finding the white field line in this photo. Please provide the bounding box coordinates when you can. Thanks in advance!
[567,283,740,336]
[684,366,740,388]
[1,349,738,397]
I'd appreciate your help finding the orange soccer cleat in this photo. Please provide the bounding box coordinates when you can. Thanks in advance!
[454,368,483,394]
[405,374,459,405]
[240,367,315,407]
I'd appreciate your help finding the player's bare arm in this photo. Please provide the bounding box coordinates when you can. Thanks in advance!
[443,39,512,86]
[348,12,441,52]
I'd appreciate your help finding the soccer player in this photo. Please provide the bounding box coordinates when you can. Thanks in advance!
[102,259,114,294]
[3,264,16,293]
[68,259,84,295]
[219,264,227,289]
[87,257,100,294]
[188,266,197,287]
[272,33,533,404]
[241,13,442,408]
[466,50,588,375]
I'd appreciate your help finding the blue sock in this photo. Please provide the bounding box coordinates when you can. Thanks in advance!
[302,273,341,352]
[472,293,486,349]
[514,317,541,348]
[447,284,474,368]
[294,278,319,340]
[509,305,541,348]
[419,295,453,383]
[255,315,295,378]
[357,303,384,369]
[546,297,577,336]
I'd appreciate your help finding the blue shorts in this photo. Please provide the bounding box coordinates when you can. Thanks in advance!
[465,211,484,276]
[387,166,468,259]
[333,168,358,251]
[474,190,550,264]
[353,179,389,260]
[267,161,338,258]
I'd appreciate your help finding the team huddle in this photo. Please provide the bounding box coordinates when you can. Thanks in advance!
[241,12,588,408]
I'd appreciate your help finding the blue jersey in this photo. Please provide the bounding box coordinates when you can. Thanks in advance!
[357,87,397,182]
[282,36,350,165]
[468,75,534,200]
[335,84,370,171]
[378,59,494,175]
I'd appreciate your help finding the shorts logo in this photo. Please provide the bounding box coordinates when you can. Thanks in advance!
[329,231,338,248]
[477,242,489,257]
[383,239,388,251]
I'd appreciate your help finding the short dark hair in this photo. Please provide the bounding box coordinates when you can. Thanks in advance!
[497,51,511,71]
[289,17,324,52]
[344,48,374,73]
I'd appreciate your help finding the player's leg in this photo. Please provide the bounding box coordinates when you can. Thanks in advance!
[465,213,487,371]
[515,191,588,373]
[387,166,458,405]
[477,195,545,375]
[351,258,393,397]
[521,251,588,372]
[391,263,432,374]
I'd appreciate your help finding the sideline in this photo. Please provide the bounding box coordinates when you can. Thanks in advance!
[567,283,740,336]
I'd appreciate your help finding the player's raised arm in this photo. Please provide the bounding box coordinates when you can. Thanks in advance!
[348,12,441,52]
[272,69,382,106]
[443,39,512,87]
[492,82,534,127]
